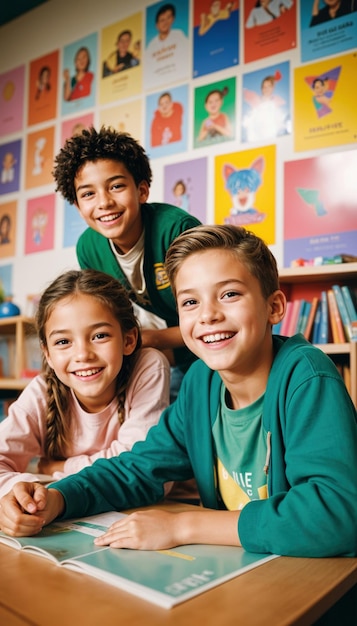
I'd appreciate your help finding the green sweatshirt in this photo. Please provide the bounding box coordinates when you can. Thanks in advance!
[52,335,357,557]
[76,202,201,371]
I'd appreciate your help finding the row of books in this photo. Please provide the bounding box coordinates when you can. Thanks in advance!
[274,284,357,344]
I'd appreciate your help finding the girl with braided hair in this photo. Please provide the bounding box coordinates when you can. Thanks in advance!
[0,269,170,497]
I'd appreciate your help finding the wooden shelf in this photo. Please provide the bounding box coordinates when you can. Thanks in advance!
[278,264,357,408]
[0,315,38,390]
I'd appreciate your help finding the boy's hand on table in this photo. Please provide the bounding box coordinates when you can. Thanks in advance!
[0,482,64,537]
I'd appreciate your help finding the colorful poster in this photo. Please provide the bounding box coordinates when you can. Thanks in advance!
[243,0,296,63]
[100,13,142,105]
[0,201,17,258]
[25,194,55,254]
[163,157,208,223]
[0,140,21,195]
[61,33,97,116]
[27,50,59,126]
[214,145,276,245]
[193,0,239,78]
[294,52,357,152]
[242,61,291,143]
[193,76,236,149]
[300,0,357,63]
[0,66,25,137]
[63,200,87,248]
[144,0,190,91]
[284,150,357,267]
[61,113,94,146]
[100,99,143,143]
[0,264,12,299]
[25,126,55,190]
[145,84,189,158]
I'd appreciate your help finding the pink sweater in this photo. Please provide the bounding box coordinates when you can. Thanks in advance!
[0,348,170,496]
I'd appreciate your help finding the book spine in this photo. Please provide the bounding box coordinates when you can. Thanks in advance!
[317,291,328,344]
[280,300,293,336]
[341,286,357,321]
[327,289,345,343]
[304,296,319,342]
[287,299,302,336]
[297,301,310,336]
[332,285,352,341]
[312,302,321,344]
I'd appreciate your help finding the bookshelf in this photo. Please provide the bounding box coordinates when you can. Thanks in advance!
[0,315,39,391]
[279,262,357,408]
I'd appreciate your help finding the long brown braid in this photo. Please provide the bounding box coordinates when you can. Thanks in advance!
[36,269,142,460]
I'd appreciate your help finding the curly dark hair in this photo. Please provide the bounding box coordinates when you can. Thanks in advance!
[52,126,152,205]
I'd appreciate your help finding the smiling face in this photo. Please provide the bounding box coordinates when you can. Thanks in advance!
[74,159,149,254]
[43,293,137,412]
[175,249,285,402]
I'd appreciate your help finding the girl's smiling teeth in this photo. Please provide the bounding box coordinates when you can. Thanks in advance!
[202,332,235,344]
[74,368,103,377]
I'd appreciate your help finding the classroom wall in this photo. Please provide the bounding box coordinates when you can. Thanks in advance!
[0,0,356,313]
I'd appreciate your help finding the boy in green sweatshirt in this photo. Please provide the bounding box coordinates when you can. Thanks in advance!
[1,225,356,557]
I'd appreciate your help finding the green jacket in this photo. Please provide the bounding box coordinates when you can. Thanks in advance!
[52,335,357,557]
[77,202,201,370]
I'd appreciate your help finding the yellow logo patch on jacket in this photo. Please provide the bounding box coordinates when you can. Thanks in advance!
[154,263,170,290]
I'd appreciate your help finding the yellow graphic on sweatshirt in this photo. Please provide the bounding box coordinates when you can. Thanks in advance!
[216,458,267,510]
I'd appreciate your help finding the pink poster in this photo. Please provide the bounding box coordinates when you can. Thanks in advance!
[0,66,25,136]
[284,150,357,267]
[25,194,55,254]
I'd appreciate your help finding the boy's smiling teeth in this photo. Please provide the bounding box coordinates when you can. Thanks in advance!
[202,332,234,343]
[75,368,102,377]
[99,213,121,222]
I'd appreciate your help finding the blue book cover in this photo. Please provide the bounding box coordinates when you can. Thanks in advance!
[341,286,357,322]
[317,291,329,344]
[312,302,321,344]
[332,285,352,341]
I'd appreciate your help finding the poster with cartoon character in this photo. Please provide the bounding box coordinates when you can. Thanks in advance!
[25,194,55,254]
[25,126,55,190]
[163,157,208,223]
[214,144,276,245]
[0,140,21,195]
[193,0,239,78]
[0,66,25,136]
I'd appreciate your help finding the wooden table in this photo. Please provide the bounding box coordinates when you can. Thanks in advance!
[0,502,356,626]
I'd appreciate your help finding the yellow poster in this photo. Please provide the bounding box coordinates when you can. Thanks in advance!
[100,99,143,143]
[294,52,357,152]
[100,12,142,105]
[214,145,276,245]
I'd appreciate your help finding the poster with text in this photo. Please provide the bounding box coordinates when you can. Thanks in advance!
[61,33,97,116]
[0,140,21,195]
[0,66,25,137]
[28,50,59,126]
[163,157,208,223]
[100,99,143,143]
[63,200,87,248]
[300,0,357,63]
[214,144,276,245]
[0,201,17,258]
[284,150,357,267]
[193,0,239,78]
[25,194,55,254]
[146,84,189,158]
[243,0,296,64]
[294,52,357,152]
[100,12,142,105]
[61,113,94,147]
[242,61,291,143]
[144,0,190,91]
[25,126,55,190]
[194,76,236,149]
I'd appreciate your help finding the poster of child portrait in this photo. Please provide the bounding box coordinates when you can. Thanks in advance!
[146,84,189,158]
[28,50,59,126]
[163,157,208,223]
[25,194,55,255]
[194,76,236,149]
[300,0,357,62]
[0,140,21,195]
[100,12,142,104]
[61,113,94,147]
[243,0,296,63]
[0,201,17,258]
[242,61,291,143]
[144,0,190,90]
[61,33,97,116]
[193,0,239,78]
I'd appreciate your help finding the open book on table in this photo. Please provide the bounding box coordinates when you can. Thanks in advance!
[0,511,278,609]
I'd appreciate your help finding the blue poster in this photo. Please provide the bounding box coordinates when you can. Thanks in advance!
[300,1,357,62]
[193,1,239,78]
